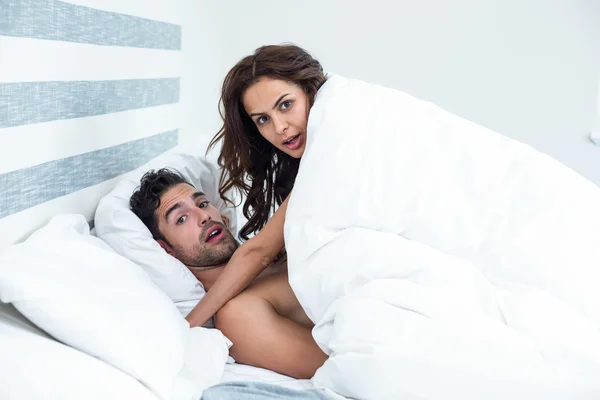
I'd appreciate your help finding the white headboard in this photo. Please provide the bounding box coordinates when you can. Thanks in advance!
[0,0,183,246]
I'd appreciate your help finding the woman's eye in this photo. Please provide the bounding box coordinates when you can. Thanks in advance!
[199,201,210,208]
[176,215,187,225]
[257,115,268,125]
[281,100,292,110]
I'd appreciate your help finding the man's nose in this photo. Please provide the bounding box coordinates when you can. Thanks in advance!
[192,207,211,225]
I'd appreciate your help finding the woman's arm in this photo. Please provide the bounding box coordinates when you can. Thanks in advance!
[186,195,289,327]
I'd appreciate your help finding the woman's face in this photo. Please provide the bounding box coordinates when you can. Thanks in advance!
[242,77,309,159]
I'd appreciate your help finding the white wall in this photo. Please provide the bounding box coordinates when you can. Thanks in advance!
[178,0,226,163]
[187,0,600,184]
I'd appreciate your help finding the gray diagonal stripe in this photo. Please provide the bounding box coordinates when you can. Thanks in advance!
[0,0,181,50]
[0,78,179,128]
[0,130,178,218]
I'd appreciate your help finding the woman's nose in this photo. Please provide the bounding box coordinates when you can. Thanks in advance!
[273,115,288,135]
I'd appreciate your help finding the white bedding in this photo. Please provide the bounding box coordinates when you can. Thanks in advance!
[0,215,230,400]
[2,279,314,400]
[285,75,600,399]
[1,213,318,399]
[1,299,313,400]
[0,301,158,400]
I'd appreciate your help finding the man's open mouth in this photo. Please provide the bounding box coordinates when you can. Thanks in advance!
[204,225,224,243]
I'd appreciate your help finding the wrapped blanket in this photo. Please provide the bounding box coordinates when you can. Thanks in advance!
[285,75,600,400]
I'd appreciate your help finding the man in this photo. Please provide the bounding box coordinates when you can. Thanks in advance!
[130,168,326,379]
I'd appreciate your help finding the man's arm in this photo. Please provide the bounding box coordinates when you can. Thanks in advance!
[214,291,327,379]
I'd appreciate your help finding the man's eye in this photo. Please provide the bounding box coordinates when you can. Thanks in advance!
[199,201,210,208]
[176,215,186,225]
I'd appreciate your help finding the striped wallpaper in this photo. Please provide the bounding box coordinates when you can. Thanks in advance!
[0,0,183,245]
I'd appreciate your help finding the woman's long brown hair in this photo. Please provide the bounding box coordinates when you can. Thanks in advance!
[208,44,326,240]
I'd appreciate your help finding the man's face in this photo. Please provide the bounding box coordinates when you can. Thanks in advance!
[155,183,238,269]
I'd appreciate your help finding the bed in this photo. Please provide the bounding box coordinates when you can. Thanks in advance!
[7,2,600,399]
[1,295,309,397]
[0,1,315,397]
[0,149,316,400]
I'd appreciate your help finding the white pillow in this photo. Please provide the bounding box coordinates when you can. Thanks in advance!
[94,151,238,316]
[0,215,192,400]
[0,301,158,400]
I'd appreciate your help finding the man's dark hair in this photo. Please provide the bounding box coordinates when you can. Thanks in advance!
[130,168,191,241]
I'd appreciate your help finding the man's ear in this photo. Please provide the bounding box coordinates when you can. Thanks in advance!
[221,214,231,230]
[157,239,174,255]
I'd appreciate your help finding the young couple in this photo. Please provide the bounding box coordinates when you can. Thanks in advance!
[130,44,333,379]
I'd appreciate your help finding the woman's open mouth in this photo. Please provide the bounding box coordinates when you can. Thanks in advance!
[283,133,302,150]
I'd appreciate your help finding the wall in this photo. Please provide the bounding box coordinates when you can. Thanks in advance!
[0,0,184,245]
[178,0,225,163]
[2,0,598,244]
[202,0,600,184]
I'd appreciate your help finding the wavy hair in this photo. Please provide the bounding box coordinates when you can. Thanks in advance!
[208,44,326,240]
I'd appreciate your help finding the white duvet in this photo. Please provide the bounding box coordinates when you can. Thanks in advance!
[285,75,600,400]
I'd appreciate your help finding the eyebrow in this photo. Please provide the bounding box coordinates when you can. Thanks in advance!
[164,191,205,223]
[249,93,290,118]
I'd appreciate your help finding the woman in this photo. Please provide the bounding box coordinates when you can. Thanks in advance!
[189,45,600,400]
[186,44,325,328]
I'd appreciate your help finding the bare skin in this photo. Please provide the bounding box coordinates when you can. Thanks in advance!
[182,79,330,377]
[215,263,323,379]
[155,183,326,379]
[243,77,309,159]
[185,78,312,342]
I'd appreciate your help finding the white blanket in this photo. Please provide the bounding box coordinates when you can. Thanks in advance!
[285,75,600,400]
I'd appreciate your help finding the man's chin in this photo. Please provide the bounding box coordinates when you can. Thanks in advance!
[187,263,226,271]
[174,239,237,270]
